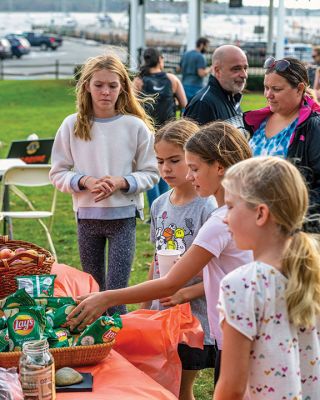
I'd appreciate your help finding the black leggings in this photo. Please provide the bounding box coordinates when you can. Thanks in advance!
[214,347,221,386]
[77,218,136,315]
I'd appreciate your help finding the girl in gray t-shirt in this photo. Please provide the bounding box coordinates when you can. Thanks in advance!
[142,119,216,399]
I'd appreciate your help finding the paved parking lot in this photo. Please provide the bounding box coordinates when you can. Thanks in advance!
[0,37,128,79]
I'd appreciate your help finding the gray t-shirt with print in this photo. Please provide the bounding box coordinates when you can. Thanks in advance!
[150,190,216,344]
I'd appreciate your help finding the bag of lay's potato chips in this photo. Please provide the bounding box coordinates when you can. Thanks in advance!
[46,304,80,331]
[34,296,76,309]
[49,328,72,348]
[0,316,6,330]
[76,314,122,347]
[15,275,56,298]
[0,289,36,310]
[7,306,46,351]
[0,328,9,352]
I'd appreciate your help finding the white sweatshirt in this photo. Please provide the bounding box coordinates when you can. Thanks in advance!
[49,113,159,216]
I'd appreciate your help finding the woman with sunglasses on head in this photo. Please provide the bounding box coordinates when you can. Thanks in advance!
[244,57,320,233]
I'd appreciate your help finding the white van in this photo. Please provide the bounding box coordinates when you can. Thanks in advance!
[284,43,313,63]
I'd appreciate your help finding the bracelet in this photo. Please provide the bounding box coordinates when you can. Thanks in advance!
[82,176,90,189]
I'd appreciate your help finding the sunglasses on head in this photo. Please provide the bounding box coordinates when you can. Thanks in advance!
[263,57,290,72]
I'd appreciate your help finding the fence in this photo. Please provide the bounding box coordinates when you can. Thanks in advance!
[0,51,266,81]
[0,60,77,80]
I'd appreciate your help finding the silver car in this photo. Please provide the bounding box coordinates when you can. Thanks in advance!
[0,38,12,59]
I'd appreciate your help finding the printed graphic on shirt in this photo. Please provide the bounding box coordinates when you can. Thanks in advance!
[155,210,194,255]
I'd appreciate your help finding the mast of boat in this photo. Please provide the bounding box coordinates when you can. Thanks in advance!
[101,0,106,15]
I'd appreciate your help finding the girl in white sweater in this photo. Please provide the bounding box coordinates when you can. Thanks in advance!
[50,54,159,314]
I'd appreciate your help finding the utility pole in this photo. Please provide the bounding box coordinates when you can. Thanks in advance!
[276,0,285,59]
[267,0,274,56]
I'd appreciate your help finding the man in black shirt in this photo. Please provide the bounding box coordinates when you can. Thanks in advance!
[184,45,248,132]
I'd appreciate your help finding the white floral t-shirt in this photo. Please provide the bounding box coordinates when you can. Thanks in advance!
[218,261,320,400]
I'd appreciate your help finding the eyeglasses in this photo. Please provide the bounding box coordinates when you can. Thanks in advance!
[263,57,290,72]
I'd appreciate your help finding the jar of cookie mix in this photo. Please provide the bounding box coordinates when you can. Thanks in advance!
[19,339,56,400]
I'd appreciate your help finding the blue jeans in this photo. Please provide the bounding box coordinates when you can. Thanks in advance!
[183,84,202,102]
[147,178,169,208]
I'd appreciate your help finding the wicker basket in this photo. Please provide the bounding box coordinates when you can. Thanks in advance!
[0,236,55,299]
[0,340,115,369]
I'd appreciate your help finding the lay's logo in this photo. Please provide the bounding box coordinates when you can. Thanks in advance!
[102,330,116,342]
[56,330,67,341]
[13,315,35,335]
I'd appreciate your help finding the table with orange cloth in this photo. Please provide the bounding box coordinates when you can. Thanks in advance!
[51,263,204,399]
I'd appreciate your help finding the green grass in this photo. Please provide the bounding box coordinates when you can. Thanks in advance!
[0,80,265,399]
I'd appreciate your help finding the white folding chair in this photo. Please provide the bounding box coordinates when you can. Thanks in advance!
[0,164,57,260]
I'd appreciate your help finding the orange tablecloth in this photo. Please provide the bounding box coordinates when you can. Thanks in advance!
[56,350,177,400]
[52,262,204,397]
[52,263,99,297]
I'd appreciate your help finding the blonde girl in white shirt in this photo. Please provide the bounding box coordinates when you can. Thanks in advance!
[215,156,320,400]
[50,54,159,315]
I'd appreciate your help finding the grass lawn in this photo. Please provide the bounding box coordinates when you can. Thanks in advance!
[0,79,265,399]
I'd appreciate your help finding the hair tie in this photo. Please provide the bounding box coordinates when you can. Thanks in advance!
[290,228,302,236]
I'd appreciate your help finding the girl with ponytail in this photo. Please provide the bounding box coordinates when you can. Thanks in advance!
[215,156,320,400]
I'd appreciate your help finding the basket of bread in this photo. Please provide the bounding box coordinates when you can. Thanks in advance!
[0,235,55,299]
[0,275,121,369]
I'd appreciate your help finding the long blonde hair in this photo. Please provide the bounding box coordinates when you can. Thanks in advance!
[74,54,154,140]
[223,156,320,328]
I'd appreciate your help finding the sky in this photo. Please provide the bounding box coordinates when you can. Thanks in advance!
[239,0,319,8]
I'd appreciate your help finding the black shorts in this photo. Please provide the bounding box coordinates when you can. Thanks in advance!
[178,343,216,370]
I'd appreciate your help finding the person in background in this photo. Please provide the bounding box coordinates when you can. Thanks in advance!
[67,121,253,389]
[133,47,187,217]
[244,57,320,233]
[184,45,248,130]
[142,118,216,400]
[215,156,320,400]
[49,54,159,315]
[180,37,211,102]
[307,45,320,88]
[313,65,320,103]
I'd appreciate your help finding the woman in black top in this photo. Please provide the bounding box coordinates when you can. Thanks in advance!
[133,48,187,210]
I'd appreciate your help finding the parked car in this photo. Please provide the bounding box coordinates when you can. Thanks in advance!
[0,38,12,59]
[5,34,30,58]
[22,31,63,51]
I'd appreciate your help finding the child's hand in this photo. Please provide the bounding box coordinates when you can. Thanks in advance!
[159,289,186,307]
[92,176,128,202]
[66,292,108,331]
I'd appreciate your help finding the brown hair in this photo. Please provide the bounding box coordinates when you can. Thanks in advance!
[74,53,154,140]
[184,121,252,168]
[223,156,320,328]
[266,57,310,95]
[155,118,199,148]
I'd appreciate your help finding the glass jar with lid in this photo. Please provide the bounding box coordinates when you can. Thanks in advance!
[19,339,56,400]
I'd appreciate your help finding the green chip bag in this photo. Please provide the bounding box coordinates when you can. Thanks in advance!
[15,274,56,298]
[1,289,36,310]
[0,316,6,330]
[0,328,9,352]
[7,305,46,351]
[76,314,122,346]
[34,296,76,309]
[49,304,77,329]
[49,328,71,348]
